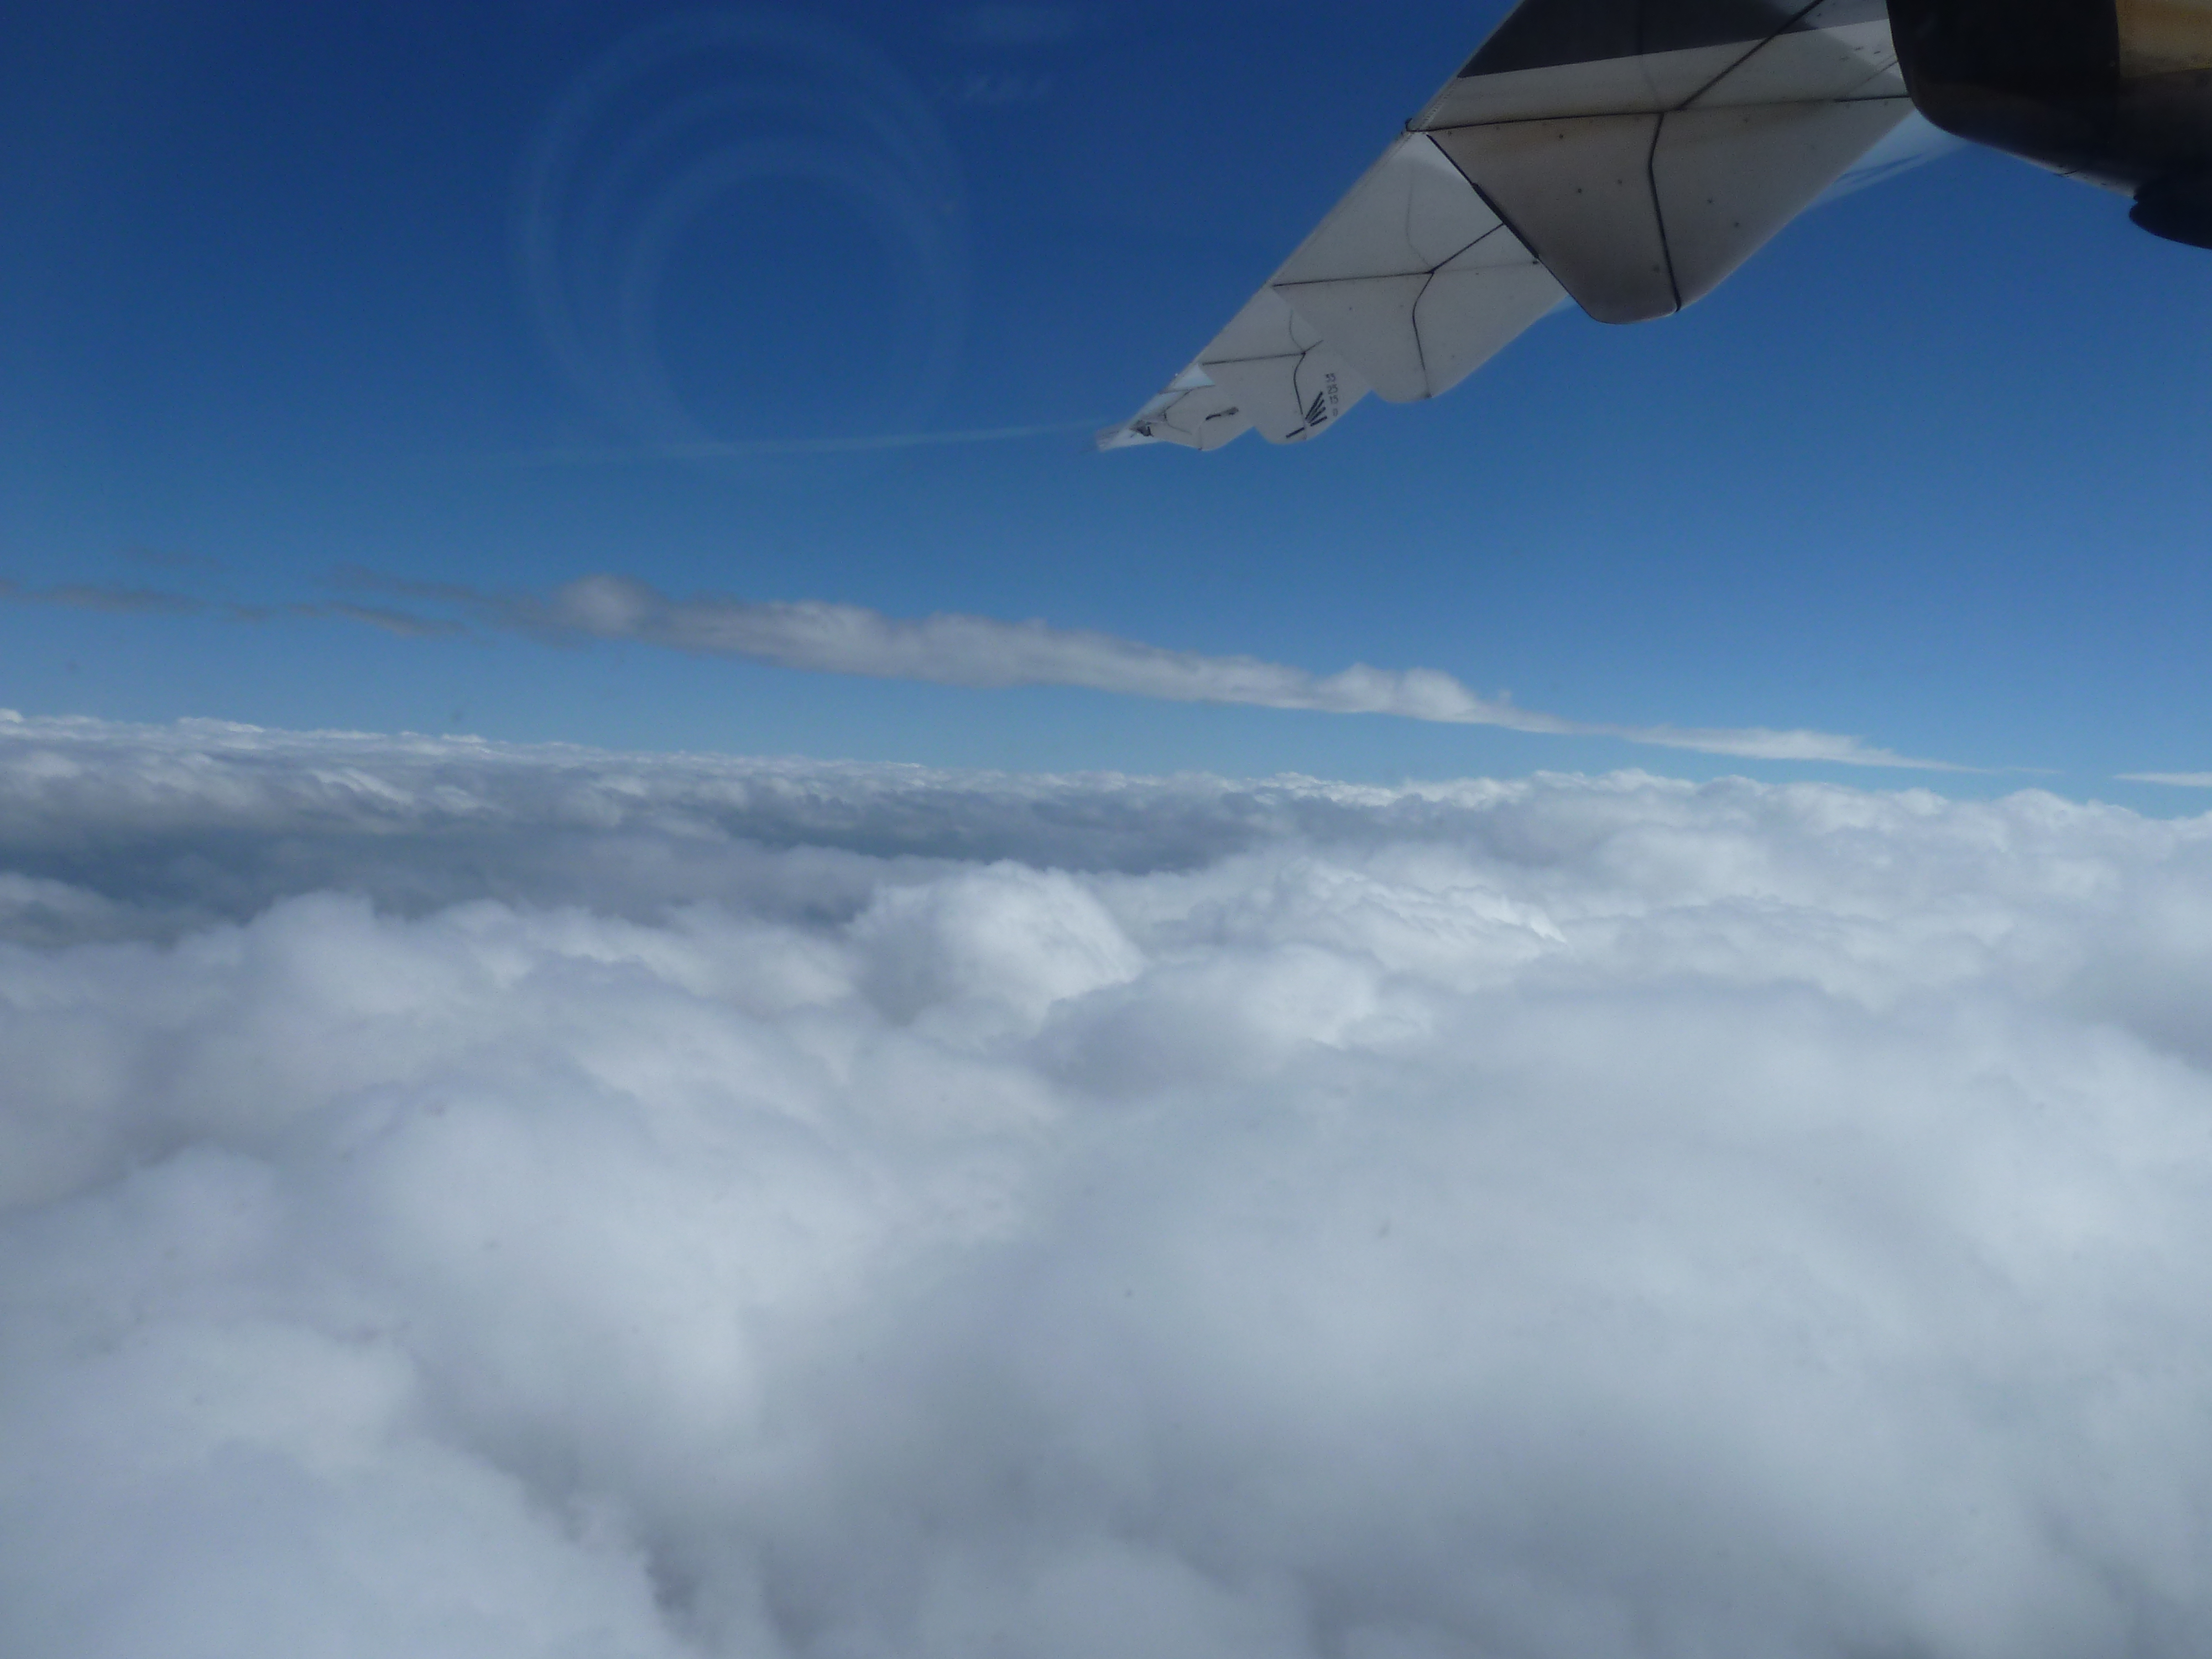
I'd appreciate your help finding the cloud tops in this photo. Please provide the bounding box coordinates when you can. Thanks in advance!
[3,716,2210,1657]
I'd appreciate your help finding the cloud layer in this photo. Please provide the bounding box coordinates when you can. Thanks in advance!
[5,714,2212,1657]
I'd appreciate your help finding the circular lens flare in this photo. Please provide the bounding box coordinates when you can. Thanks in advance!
[517,11,970,460]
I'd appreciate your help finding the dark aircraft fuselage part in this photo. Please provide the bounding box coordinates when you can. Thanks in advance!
[1891,0,2212,244]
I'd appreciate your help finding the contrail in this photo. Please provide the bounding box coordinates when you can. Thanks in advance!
[489,421,1104,467]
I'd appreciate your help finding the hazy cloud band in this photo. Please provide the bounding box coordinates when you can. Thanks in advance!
[5,569,1965,768]
[458,572,1960,769]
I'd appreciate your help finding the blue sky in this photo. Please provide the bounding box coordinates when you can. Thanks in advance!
[6,0,2211,799]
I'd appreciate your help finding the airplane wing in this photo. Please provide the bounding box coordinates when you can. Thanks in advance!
[1102,0,1912,452]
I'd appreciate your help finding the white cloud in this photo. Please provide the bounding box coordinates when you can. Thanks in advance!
[332,572,1961,769]
[534,575,1960,766]
[2,564,1966,769]
[2121,773,2212,787]
[5,716,2212,1657]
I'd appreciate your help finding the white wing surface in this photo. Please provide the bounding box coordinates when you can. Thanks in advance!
[1103,0,1912,452]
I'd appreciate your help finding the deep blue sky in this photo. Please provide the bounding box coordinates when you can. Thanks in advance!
[6,1,2210,799]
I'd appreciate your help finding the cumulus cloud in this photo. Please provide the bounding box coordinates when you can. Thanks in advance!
[3,713,2212,1657]
[329,571,1957,769]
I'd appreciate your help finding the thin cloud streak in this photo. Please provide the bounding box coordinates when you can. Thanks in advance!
[1,566,1965,769]
[0,578,207,617]
[461,573,1958,769]
[1,579,476,639]
[487,420,1104,467]
[313,601,467,639]
[2120,773,2212,787]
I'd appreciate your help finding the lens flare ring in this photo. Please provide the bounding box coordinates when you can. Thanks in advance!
[517,10,970,456]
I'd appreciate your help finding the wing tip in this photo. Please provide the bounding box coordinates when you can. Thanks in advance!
[1096,422,1163,452]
